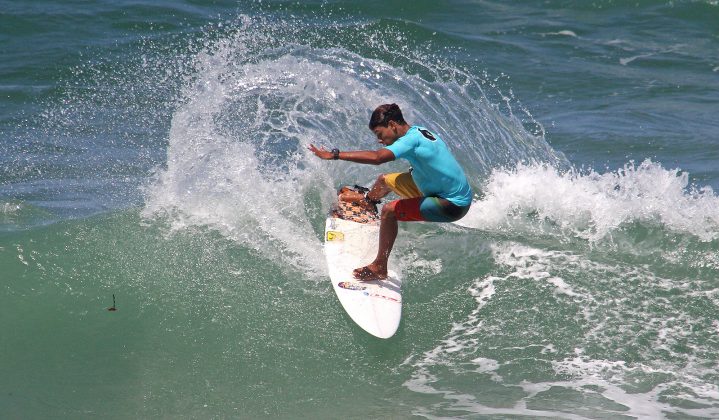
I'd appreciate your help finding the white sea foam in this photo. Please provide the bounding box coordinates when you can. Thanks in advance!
[404,240,719,418]
[1,202,22,215]
[408,332,719,418]
[398,251,443,277]
[548,354,719,419]
[541,30,578,38]
[620,53,655,66]
[459,160,719,242]
[619,44,685,66]
[409,244,588,369]
[490,243,587,298]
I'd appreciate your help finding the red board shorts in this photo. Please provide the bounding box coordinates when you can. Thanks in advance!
[383,172,471,223]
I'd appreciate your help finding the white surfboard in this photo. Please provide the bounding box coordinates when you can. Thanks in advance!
[324,188,402,339]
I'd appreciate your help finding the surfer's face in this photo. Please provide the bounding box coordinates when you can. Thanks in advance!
[372,121,401,146]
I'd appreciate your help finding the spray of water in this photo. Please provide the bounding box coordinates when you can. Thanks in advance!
[460,160,719,242]
[141,15,563,274]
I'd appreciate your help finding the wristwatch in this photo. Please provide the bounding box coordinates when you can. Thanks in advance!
[331,148,340,160]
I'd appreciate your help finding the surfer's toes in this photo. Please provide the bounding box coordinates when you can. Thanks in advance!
[353,266,387,281]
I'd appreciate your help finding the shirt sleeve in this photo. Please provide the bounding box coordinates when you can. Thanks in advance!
[384,134,416,160]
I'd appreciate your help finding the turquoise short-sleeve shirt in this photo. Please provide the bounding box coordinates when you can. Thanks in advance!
[385,126,473,206]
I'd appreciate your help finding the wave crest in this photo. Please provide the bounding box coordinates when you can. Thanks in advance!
[460,160,719,242]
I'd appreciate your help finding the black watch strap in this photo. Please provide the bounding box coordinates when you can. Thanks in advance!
[331,148,340,160]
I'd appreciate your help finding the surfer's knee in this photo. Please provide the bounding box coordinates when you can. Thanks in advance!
[381,200,397,220]
[376,174,387,188]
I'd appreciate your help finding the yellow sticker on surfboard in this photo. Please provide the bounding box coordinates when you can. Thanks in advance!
[326,231,344,241]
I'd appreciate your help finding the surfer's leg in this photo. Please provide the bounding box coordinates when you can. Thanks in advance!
[366,174,392,202]
[374,202,399,271]
[353,200,399,281]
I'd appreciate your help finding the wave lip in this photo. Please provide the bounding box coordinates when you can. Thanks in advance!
[460,159,719,242]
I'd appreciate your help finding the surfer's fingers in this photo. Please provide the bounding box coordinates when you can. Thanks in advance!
[309,144,333,160]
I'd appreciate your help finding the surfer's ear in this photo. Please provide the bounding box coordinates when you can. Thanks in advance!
[388,120,398,132]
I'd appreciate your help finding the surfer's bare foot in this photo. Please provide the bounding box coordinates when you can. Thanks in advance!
[353,263,387,281]
[339,190,364,202]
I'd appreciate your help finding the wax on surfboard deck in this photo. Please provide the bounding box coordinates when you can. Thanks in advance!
[324,186,402,339]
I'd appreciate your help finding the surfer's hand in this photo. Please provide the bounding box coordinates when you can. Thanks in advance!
[308,144,332,160]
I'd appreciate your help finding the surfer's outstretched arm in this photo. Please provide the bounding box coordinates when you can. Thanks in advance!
[308,144,395,165]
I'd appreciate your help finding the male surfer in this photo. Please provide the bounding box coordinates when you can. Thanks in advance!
[309,104,473,281]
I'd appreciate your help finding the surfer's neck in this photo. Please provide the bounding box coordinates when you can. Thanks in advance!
[394,123,411,139]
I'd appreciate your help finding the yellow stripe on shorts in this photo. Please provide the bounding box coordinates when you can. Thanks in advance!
[384,172,422,199]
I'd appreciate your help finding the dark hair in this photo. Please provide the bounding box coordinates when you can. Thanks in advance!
[368,103,406,129]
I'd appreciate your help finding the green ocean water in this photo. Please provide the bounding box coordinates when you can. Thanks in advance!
[2,1,719,418]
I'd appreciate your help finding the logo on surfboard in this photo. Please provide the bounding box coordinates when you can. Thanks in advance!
[326,231,344,241]
[337,282,402,303]
[337,281,367,291]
